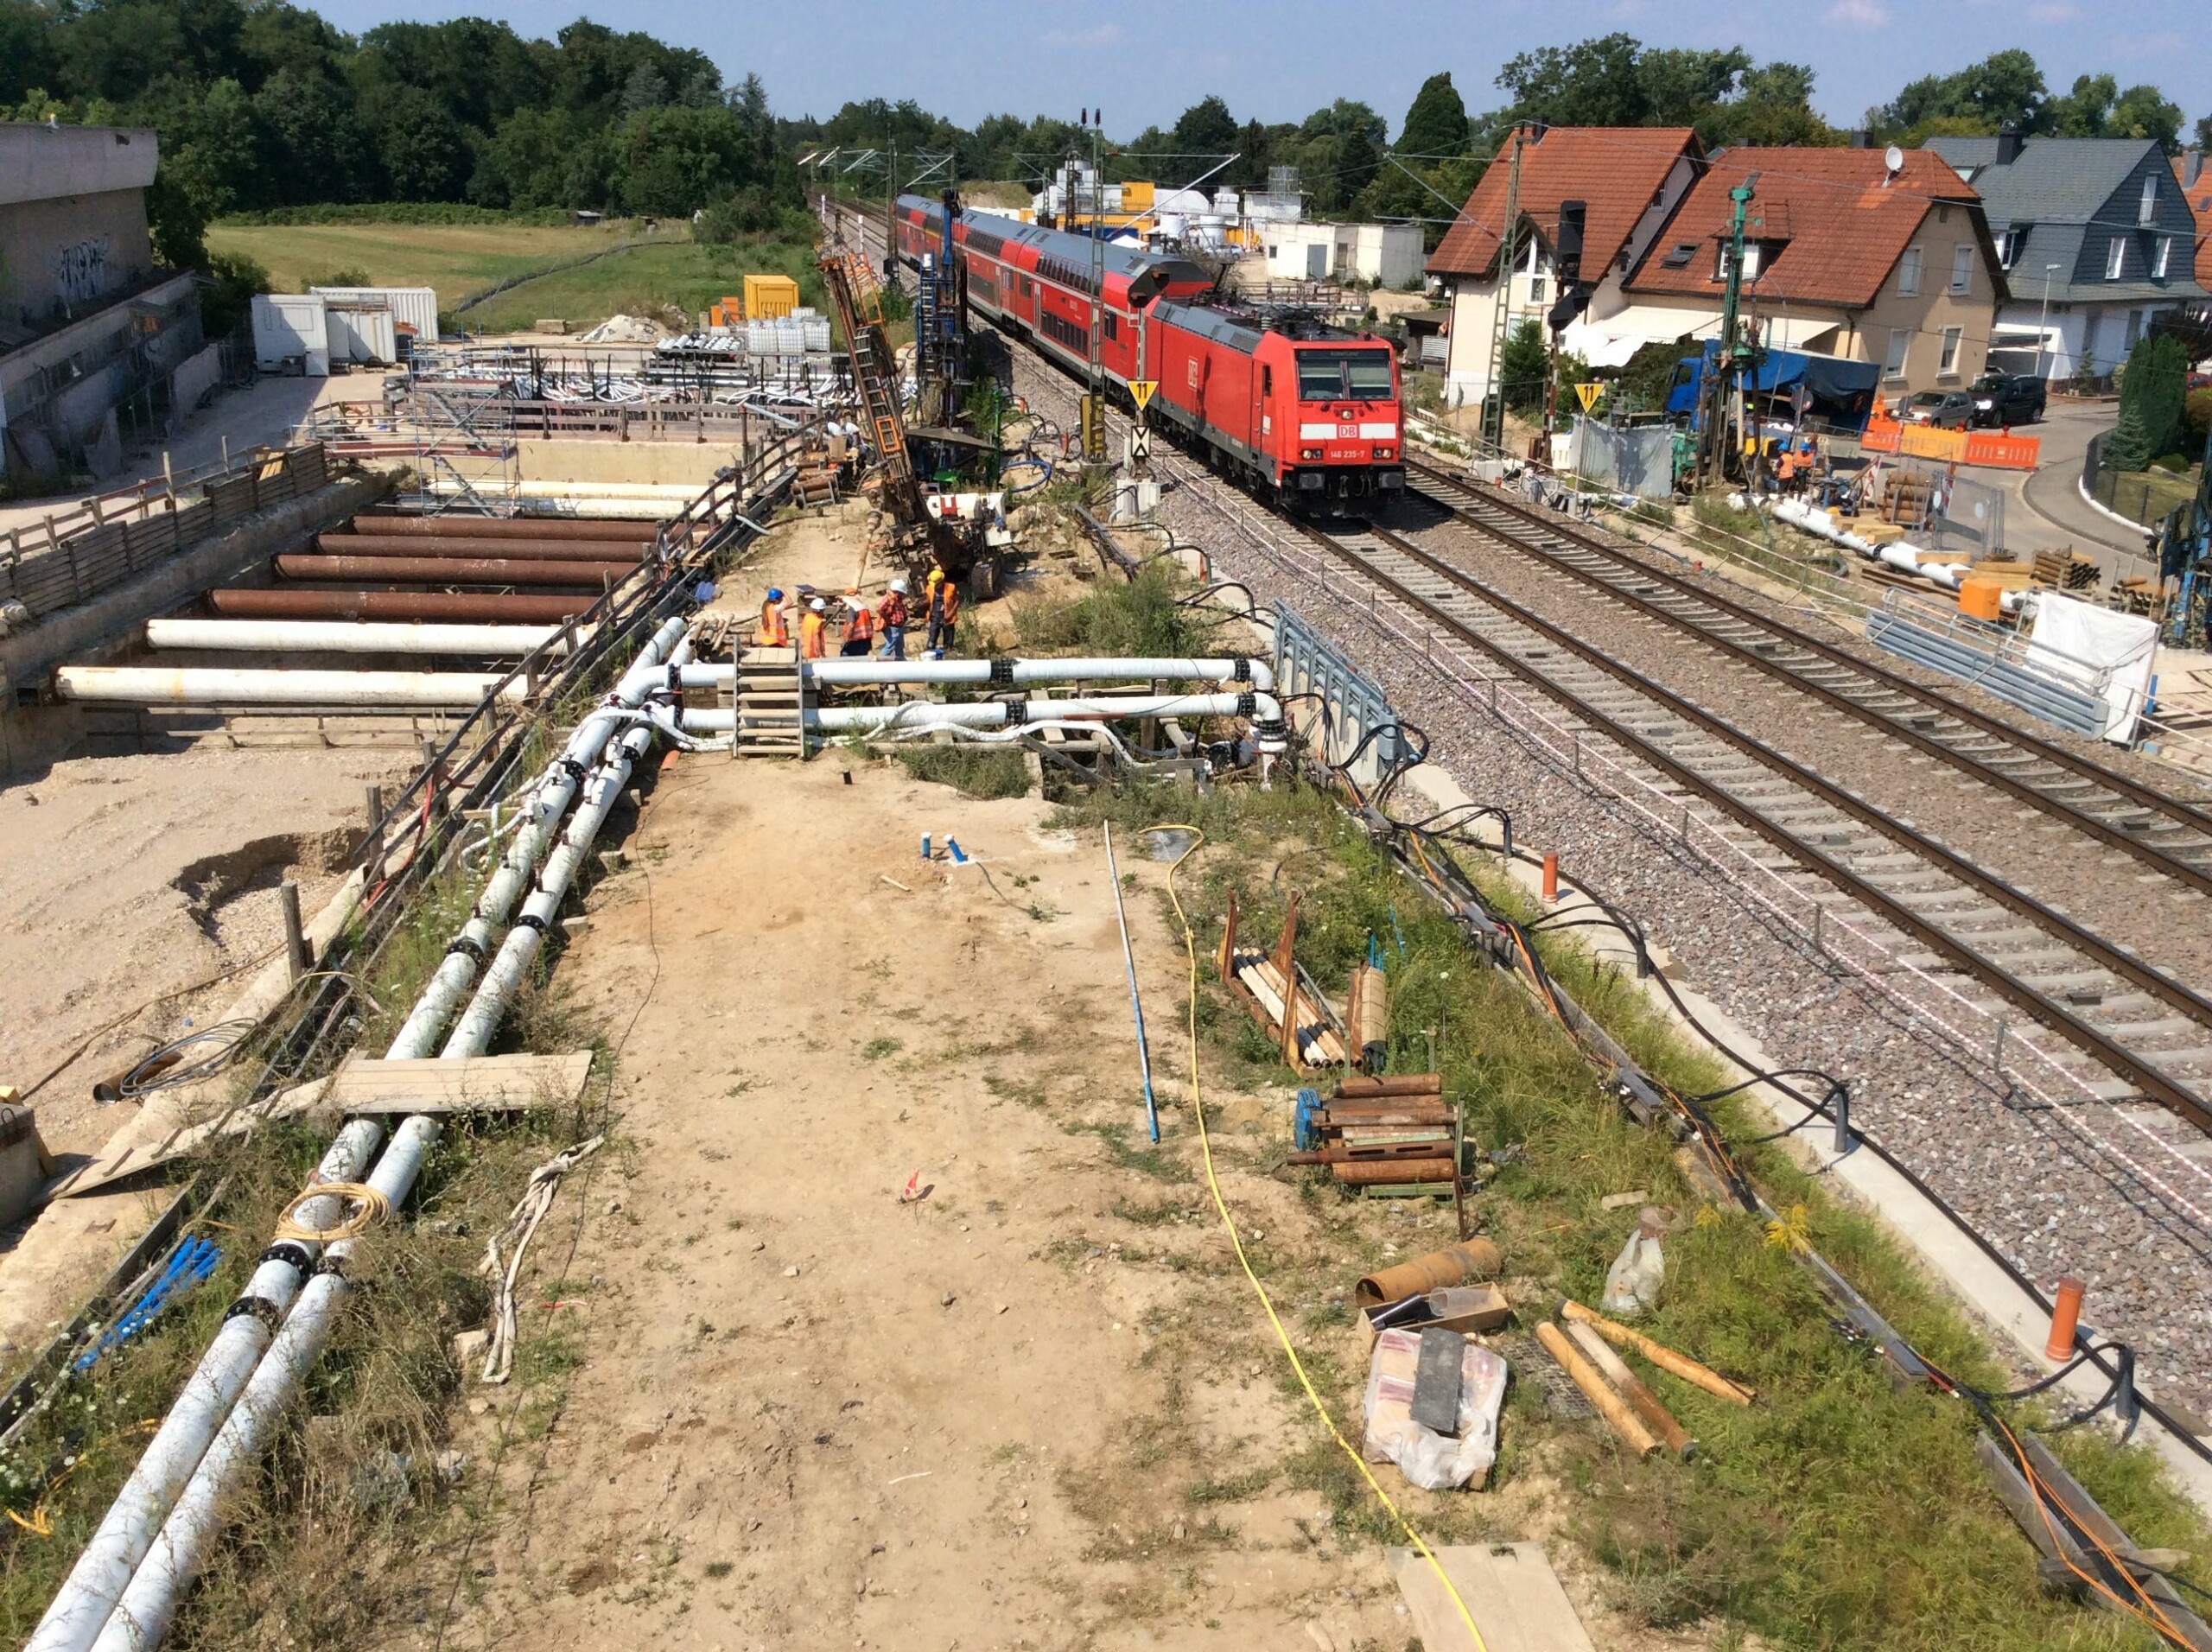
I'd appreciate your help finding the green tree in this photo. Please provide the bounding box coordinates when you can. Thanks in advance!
[1497,33,1649,126]
[1500,317,1550,413]
[0,0,57,105]
[373,84,469,200]
[1398,73,1469,157]
[1876,48,2048,139]
[1172,95,1237,157]
[2107,333,2189,468]
[2108,84,2184,150]
[254,67,376,204]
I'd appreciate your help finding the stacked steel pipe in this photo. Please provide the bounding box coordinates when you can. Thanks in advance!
[1287,1074,1458,1186]
[212,512,665,625]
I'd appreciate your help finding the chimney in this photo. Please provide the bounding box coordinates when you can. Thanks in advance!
[1995,125,2024,166]
[1849,130,1872,149]
[2189,149,2205,188]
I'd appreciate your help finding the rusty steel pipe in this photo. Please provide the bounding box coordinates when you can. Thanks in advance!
[349,513,660,541]
[314,533,649,562]
[1331,1159,1458,1186]
[1336,1074,1443,1098]
[208,589,594,622]
[274,555,641,588]
[1354,1239,1501,1309]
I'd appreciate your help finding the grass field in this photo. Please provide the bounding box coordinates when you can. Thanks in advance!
[207,218,830,333]
[206,217,673,314]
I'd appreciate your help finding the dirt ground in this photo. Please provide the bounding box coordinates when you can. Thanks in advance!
[0,747,406,1161]
[423,508,1718,1652]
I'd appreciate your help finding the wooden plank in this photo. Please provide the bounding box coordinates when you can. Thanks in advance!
[327,1051,593,1113]
[1387,1543,1597,1652]
[46,1077,334,1201]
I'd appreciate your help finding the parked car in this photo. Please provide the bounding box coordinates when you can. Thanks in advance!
[1897,390,1978,429]
[1969,372,2046,427]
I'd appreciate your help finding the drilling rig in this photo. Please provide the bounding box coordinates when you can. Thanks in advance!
[817,197,1007,598]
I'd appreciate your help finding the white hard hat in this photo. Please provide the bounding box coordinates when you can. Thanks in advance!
[889,577,909,594]
[810,597,827,612]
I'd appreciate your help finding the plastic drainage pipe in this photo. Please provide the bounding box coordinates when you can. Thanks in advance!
[675,656,1275,692]
[89,1118,443,1652]
[386,615,688,1060]
[144,620,565,657]
[26,1121,385,1652]
[52,668,530,709]
[441,720,659,1058]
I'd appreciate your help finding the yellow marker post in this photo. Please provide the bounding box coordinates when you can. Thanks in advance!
[1573,382,1602,412]
[1128,379,1158,412]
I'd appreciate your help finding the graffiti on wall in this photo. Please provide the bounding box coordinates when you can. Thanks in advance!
[48,236,111,311]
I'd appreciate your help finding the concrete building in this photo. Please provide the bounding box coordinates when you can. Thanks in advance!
[1924,134,2204,381]
[0,121,207,481]
[1256,220,1425,288]
[1425,125,1704,409]
[1621,146,2008,399]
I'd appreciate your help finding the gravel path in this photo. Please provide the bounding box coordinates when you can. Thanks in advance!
[1006,351,2212,1422]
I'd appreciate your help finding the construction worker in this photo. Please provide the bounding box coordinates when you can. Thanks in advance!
[878,578,910,661]
[841,589,877,657]
[757,587,789,647]
[925,567,960,658]
[799,596,830,660]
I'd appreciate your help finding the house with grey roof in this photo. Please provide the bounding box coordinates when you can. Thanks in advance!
[1925,133,2205,383]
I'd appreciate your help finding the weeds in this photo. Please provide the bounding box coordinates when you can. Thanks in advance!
[890,745,1032,799]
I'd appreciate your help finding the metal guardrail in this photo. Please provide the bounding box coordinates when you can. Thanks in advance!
[1274,600,1404,788]
[0,443,334,623]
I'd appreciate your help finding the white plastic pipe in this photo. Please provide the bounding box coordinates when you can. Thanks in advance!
[386,614,689,1060]
[26,1121,385,1652]
[677,655,1274,692]
[440,720,658,1058]
[681,690,1283,735]
[145,620,565,657]
[90,1119,443,1652]
[53,667,528,709]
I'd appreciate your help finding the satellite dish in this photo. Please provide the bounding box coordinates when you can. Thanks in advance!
[1884,144,1905,176]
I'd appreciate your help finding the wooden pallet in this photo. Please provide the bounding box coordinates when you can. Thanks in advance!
[1215,889,1346,1068]
[735,644,807,757]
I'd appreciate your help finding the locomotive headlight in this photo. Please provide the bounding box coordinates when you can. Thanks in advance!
[1374,446,1395,460]
[1300,447,1324,460]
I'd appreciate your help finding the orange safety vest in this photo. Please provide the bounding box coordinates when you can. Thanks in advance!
[758,599,788,645]
[799,610,828,659]
[931,581,960,626]
[846,603,877,642]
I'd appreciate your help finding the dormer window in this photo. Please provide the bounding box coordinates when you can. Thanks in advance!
[1661,241,1696,268]
[1999,226,2032,269]
[2140,173,2158,226]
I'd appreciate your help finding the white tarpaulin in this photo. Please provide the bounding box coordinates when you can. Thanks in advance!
[2026,592,2157,743]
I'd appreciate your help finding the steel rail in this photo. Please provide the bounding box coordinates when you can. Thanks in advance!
[1407,458,2212,867]
[1309,515,2212,1134]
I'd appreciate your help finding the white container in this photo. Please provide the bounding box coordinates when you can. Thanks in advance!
[251,294,329,377]
[308,286,440,342]
[326,305,397,365]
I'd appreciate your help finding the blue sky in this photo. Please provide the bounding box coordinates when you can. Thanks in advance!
[316,0,2210,137]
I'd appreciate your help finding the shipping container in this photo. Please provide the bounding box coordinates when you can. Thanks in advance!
[251,294,330,377]
[308,285,440,343]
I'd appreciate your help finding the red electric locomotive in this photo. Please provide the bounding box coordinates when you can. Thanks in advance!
[894,194,1404,511]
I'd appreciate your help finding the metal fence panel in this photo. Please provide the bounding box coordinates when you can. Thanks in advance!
[1573,423,1675,499]
[1274,601,1404,786]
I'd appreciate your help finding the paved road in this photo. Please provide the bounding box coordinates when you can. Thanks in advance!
[2008,400,2160,584]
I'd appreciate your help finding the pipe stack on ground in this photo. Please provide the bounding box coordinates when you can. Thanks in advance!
[31,618,694,1652]
[208,588,594,622]
[349,512,661,541]
[54,667,530,710]
[146,620,566,657]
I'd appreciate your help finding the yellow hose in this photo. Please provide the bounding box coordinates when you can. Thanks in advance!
[1151,823,1489,1651]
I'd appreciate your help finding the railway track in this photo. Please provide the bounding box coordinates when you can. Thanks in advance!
[1403,457,2212,893]
[1293,513,2212,1132]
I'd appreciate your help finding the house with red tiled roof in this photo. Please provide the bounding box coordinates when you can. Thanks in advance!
[2172,151,2212,289]
[1623,146,2008,397]
[1425,124,1702,408]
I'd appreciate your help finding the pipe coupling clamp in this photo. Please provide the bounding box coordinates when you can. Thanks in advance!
[260,1240,314,1274]
[224,1295,285,1330]
[1002,700,1027,726]
[1236,692,1257,717]
[447,936,486,962]
[988,658,1015,684]
[514,912,548,934]
[1232,658,1251,681]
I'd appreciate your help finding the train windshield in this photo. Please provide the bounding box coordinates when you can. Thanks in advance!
[1295,350,1395,402]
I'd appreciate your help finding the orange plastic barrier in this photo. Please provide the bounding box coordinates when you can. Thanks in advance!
[1963,430,2041,469]
[1859,418,1902,453]
[1897,424,1969,462]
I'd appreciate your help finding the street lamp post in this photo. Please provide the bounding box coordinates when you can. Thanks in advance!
[2037,264,2061,381]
